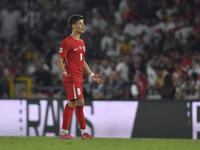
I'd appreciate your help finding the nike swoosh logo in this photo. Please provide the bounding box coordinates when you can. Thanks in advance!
[74,48,78,51]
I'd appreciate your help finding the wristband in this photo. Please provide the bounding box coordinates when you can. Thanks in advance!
[90,73,95,77]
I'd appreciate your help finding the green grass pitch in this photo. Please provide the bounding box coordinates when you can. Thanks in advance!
[0,137,200,150]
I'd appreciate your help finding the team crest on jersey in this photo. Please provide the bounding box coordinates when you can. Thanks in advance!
[83,46,85,51]
[59,47,63,53]
[79,46,82,49]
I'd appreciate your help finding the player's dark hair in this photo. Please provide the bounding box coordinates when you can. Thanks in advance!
[68,14,84,29]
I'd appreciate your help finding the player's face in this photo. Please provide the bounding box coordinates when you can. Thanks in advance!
[73,19,85,34]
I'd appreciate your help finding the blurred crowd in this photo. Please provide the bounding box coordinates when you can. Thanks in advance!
[0,0,200,100]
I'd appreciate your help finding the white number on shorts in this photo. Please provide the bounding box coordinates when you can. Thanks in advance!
[80,53,82,61]
[77,88,81,95]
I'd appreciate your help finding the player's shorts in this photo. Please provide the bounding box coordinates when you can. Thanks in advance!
[64,81,84,100]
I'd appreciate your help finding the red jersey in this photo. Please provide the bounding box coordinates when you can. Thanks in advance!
[58,35,86,83]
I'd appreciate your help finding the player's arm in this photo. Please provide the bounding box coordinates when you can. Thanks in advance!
[57,57,70,77]
[57,40,70,77]
[83,60,104,84]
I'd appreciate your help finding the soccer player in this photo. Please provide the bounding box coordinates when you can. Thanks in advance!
[57,14,104,139]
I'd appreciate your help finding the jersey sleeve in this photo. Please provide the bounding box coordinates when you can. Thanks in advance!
[58,40,69,58]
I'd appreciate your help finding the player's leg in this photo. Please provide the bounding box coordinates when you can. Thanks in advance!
[72,81,92,139]
[60,100,76,139]
[75,98,86,131]
[75,98,93,139]
[60,82,76,139]
[60,100,75,135]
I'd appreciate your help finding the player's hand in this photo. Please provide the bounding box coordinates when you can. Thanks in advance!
[92,75,104,84]
[63,70,71,77]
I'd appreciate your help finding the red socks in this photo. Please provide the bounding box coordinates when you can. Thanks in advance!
[62,105,86,130]
[62,105,74,130]
[75,106,86,129]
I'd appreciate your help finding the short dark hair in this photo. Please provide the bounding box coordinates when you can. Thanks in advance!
[68,14,84,29]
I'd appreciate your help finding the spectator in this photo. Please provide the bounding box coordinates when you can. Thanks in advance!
[7,59,16,77]
[163,53,175,74]
[120,33,132,55]
[163,32,173,51]
[34,90,48,98]
[154,32,165,52]
[27,51,50,75]
[189,72,200,97]
[0,59,5,73]
[174,75,185,99]
[181,77,191,96]
[47,22,61,42]
[91,27,102,55]
[165,14,183,33]
[143,1,157,19]
[116,54,131,83]
[153,65,175,98]
[156,0,172,20]
[160,9,168,23]
[110,60,117,71]
[111,5,122,25]
[142,18,154,44]
[188,58,200,76]
[123,1,141,23]
[172,58,188,83]
[129,53,146,76]
[180,4,196,19]
[32,60,52,87]
[129,72,148,99]
[51,49,62,85]
[84,13,93,34]
[94,76,109,99]
[175,19,193,44]
[113,25,124,56]
[107,71,125,99]
[101,28,115,57]
[99,58,112,77]
[118,0,129,16]
[146,57,157,86]
[129,73,139,98]
[0,68,10,98]
[19,89,28,98]
[190,15,200,42]
[123,17,144,38]
[152,16,166,34]
[14,60,26,78]
[1,42,12,61]
[68,0,84,13]
[92,11,107,31]
[92,62,102,75]
[132,36,145,56]
[0,1,21,42]
[181,48,192,69]
[22,3,41,29]
[181,75,199,99]
[43,40,55,68]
